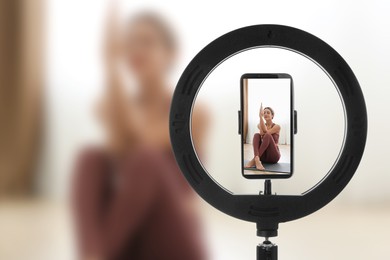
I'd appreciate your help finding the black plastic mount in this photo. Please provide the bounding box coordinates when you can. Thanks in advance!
[257,240,278,260]
[169,25,367,236]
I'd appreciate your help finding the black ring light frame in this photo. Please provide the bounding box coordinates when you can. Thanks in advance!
[169,25,367,237]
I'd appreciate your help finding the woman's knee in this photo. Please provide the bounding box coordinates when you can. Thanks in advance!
[253,133,261,143]
[263,132,272,139]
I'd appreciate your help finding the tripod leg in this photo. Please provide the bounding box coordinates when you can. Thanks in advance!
[257,240,278,260]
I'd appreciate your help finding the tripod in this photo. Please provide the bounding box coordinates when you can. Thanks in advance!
[257,180,278,260]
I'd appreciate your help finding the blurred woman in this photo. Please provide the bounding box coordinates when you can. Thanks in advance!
[72,8,207,260]
[245,104,280,170]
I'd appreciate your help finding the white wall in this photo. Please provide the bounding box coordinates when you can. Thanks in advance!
[43,0,390,203]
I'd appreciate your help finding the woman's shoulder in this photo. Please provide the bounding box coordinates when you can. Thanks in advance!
[272,123,281,132]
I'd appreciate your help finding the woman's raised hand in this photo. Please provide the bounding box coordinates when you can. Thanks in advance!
[259,102,264,118]
[104,1,121,73]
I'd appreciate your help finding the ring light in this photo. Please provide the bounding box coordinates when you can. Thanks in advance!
[169,24,367,242]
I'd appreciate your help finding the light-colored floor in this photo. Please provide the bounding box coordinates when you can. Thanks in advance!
[200,200,390,260]
[1,199,390,260]
[0,200,75,260]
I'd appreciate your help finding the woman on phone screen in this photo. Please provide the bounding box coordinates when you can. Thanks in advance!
[245,104,281,170]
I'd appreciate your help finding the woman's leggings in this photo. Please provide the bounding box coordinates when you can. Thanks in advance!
[252,133,281,163]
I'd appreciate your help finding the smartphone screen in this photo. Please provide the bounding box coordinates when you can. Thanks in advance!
[240,73,294,179]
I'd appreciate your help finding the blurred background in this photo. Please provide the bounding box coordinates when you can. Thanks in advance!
[0,0,389,259]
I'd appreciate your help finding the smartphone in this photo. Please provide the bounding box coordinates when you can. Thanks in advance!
[239,73,296,179]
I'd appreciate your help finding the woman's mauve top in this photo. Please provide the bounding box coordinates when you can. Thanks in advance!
[268,123,280,145]
[71,146,206,260]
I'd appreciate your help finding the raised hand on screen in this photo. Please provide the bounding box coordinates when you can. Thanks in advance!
[259,103,264,118]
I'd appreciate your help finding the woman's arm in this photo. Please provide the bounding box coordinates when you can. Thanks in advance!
[266,124,281,135]
[99,4,140,153]
[258,103,267,135]
[257,122,281,135]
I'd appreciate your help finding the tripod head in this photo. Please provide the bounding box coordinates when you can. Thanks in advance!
[258,238,278,260]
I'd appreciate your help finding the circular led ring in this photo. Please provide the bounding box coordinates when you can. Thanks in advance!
[169,25,367,230]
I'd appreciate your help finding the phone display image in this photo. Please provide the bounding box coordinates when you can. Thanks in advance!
[241,73,294,178]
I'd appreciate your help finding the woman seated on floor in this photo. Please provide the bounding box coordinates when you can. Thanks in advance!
[245,103,281,170]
